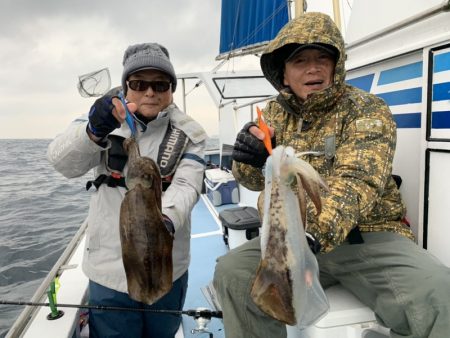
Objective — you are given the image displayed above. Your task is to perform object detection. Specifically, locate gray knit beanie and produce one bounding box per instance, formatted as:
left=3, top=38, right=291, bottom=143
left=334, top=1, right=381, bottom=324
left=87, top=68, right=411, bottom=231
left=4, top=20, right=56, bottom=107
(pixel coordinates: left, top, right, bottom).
left=121, top=43, right=177, bottom=94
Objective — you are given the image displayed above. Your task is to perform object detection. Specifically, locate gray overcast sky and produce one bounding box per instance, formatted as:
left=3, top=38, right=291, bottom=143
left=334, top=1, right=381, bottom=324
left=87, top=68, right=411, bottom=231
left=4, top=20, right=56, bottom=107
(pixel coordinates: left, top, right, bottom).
left=0, top=1, right=346, bottom=139
left=0, top=0, right=226, bottom=139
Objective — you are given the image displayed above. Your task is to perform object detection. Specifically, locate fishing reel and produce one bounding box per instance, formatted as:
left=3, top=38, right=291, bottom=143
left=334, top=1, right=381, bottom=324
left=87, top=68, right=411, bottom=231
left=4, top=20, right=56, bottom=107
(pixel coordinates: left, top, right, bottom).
left=187, top=307, right=222, bottom=337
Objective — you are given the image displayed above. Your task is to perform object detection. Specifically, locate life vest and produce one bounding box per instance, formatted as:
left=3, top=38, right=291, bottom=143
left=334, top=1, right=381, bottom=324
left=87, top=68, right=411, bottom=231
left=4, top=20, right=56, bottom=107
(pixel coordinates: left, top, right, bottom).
left=86, top=123, right=189, bottom=191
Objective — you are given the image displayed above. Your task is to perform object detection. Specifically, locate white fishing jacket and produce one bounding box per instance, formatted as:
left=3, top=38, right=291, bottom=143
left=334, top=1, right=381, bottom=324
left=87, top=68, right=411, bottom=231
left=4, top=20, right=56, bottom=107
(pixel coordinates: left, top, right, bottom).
left=47, top=103, right=206, bottom=293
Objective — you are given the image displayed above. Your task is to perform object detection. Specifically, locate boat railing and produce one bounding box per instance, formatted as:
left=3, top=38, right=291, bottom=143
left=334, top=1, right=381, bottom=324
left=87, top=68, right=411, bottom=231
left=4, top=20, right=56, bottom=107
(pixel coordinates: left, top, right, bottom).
left=232, top=95, right=276, bottom=122
left=218, top=99, right=237, bottom=109
left=6, top=219, right=88, bottom=338
left=232, top=95, right=276, bottom=111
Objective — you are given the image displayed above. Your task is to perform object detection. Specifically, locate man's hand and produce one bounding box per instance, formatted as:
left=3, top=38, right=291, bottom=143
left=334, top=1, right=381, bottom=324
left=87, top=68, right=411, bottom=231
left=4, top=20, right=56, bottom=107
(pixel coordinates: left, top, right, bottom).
left=306, top=232, right=321, bottom=254
left=87, top=94, right=137, bottom=140
left=232, top=122, right=275, bottom=168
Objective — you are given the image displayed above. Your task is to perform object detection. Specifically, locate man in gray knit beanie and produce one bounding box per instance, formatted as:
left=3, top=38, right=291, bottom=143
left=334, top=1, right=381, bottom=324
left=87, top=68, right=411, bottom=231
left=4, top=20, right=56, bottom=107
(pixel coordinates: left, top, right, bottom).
left=121, top=43, right=177, bottom=94
left=48, top=41, right=207, bottom=338
left=85, top=42, right=180, bottom=142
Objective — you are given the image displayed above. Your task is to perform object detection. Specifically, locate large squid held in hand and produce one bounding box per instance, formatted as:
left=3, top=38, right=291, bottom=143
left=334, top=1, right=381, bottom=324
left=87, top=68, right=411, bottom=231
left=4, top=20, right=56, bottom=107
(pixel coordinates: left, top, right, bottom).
left=119, top=138, right=173, bottom=304
left=251, top=145, right=329, bottom=327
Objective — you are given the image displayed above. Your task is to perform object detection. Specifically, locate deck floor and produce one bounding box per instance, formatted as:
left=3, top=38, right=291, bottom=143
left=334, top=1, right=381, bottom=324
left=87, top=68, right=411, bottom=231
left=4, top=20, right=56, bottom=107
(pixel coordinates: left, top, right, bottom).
left=181, top=195, right=236, bottom=338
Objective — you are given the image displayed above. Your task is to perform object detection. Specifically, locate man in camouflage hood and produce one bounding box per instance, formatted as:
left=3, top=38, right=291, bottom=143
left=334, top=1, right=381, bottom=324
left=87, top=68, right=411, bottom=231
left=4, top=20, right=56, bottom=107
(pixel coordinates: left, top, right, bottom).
left=214, top=12, right=450, bottom=338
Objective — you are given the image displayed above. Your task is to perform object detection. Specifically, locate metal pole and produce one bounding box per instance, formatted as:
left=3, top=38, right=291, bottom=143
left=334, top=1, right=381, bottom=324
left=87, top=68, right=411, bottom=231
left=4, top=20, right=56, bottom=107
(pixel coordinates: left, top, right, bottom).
left=182, top=78, right=187, bottom=112
left=332, top=0, right=342, bottom=31
left=295, top=0, right=304, bottom=18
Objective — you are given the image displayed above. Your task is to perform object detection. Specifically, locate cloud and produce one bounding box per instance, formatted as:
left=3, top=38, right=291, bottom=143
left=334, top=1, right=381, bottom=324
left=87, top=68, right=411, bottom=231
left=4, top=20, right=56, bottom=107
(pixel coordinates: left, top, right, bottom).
left=0, top=0, right=223, bottom=138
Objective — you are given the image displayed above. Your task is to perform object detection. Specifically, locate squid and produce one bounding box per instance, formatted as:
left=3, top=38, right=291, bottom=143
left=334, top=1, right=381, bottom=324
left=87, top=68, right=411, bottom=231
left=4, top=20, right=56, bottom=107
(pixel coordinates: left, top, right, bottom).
left=119, top=138, right=173, bottom=304
left=251, top=145, right=329, bottom=327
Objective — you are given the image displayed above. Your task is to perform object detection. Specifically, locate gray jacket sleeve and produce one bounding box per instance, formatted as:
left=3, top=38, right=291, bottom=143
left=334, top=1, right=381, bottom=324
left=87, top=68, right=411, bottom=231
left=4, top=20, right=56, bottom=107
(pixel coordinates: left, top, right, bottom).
left=46, top=115, right=107, bottom=178
left=161, top=105, right=207, bottom=232
left=162, top=138, right=205, bottom=232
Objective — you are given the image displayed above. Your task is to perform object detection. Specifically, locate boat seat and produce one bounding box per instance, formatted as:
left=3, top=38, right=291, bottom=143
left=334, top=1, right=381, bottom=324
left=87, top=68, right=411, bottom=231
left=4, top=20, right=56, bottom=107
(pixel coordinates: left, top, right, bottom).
left=287, top=284, right=390, bottom=338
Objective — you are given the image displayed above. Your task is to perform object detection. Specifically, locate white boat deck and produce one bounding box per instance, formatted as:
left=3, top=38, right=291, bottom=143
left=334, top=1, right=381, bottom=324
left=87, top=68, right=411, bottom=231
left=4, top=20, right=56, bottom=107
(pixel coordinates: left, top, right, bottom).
left=22, top=236, right=89, bottom=338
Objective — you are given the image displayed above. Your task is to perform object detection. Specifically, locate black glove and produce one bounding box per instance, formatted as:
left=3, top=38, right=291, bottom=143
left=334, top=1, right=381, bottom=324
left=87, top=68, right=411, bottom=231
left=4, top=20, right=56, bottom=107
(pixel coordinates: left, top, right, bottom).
left=306, top=232, right=321, bottom=254
left=232, top=122, right=275, bottom=168
left=163, top=215, right=175, bottom=236
left=87, top=95, right=121, bottom=138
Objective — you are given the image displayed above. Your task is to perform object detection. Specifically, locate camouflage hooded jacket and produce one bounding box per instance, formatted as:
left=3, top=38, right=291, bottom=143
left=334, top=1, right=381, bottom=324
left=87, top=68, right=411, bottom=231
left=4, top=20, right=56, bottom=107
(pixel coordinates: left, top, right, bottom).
left=232, top=12, right=414, bottom=253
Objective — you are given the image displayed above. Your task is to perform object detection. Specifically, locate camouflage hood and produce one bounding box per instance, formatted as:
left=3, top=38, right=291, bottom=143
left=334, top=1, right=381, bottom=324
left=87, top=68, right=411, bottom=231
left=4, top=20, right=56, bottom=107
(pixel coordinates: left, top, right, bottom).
left=260, top=12, right=346, bottom=113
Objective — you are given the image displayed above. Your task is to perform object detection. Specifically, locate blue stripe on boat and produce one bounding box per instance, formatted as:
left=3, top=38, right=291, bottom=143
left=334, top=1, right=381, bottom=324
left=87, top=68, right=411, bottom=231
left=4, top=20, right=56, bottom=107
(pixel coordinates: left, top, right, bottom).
left=434, top=52, right=450, bottom=73
left=393, top=113, right=421, bottom=129
left=432, top=82, right=450, bottom=102
left=346, top=74, right=374, bottom=92
left=377, top=87, right=422, bottom=106
left=432, top=111, right=450, bottom=129
left=378, top=62, right=423, bottom=85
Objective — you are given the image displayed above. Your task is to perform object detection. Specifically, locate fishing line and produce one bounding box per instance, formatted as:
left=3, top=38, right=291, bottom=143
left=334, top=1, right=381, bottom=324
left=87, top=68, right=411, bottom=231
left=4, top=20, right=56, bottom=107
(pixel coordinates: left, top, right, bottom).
left=0, top=300, right=222, bottom=318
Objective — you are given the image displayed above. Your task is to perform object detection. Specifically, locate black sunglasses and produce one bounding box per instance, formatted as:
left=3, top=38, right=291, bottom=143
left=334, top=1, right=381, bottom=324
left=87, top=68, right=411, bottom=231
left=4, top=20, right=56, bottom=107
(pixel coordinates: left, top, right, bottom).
left=127, top=80, right=171, bottom=93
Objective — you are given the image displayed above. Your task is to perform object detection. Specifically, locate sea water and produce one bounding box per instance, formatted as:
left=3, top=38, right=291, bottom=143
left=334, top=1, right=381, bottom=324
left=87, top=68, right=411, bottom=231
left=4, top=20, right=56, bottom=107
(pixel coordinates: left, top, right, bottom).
left=0, top=139, right=90, bottom=337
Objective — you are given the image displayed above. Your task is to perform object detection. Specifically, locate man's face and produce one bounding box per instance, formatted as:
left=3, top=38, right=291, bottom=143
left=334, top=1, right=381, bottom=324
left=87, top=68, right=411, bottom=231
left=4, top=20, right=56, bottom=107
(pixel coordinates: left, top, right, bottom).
left=283, top=48, right=335, bottom=101
left=126, top=69, right=173, bottom=119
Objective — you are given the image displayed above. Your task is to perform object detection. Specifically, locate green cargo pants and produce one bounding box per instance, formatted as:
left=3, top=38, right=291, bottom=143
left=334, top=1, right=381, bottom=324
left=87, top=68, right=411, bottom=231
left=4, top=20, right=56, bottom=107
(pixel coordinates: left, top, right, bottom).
left=213, top=232, right=450, bottom=338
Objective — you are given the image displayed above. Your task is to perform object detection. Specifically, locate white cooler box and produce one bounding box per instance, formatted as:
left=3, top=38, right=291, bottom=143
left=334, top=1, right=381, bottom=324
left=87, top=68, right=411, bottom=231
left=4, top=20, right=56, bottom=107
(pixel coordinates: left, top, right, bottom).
left=287, top=285, right=389, bottom=338
left=219, top=206, right=261, bottom=249
left=204, top=168, right=239, bottom=206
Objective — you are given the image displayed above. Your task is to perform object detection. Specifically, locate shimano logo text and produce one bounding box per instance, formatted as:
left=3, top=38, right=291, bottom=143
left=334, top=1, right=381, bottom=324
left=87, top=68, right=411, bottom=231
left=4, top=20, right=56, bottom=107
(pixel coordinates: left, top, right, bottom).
left=160, top=128, right=180, bottom=168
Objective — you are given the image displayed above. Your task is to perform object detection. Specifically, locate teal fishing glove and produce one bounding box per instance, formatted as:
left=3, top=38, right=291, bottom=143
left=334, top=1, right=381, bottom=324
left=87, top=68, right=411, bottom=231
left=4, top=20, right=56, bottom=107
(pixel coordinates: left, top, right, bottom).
left=232, top=122, right=275, bottom=168
left=87, top=94, right=121, bottom=139
left=306, top=232, right=321, bottom=254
